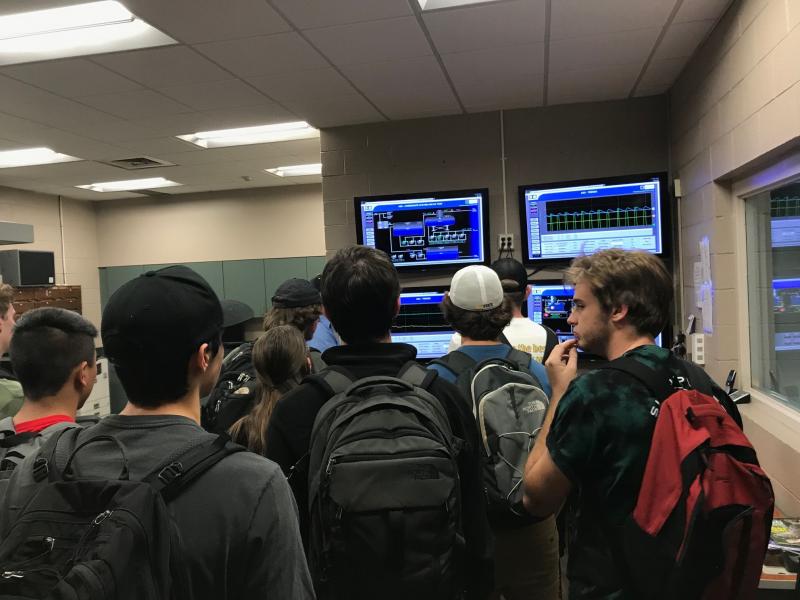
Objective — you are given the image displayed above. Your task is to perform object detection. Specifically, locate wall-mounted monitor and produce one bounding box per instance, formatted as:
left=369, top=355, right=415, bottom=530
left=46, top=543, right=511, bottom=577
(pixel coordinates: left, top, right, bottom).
left=391, top=287, right=452, bottom=360
left=355, top=188, right=489, bottom=272
left=774, top=278, right=800, bottom=352
left=519, top=173, right=667, bottom=263
left=527, top=281, right=662, bottom=348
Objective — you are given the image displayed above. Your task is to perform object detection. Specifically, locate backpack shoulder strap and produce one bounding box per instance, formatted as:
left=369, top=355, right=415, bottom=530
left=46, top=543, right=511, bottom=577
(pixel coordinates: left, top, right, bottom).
left=308, top=349, right=327, bottom=374
left=429, top=350, right=477, bottom=378
left=505, top=347, right=533, bottom=372
left=303, top=366, right=355, bottom=398
left=600, top=356, right=674, bottom=401
left=0, top=431, right=38, bottom=449
left=397, top=361, right=438, bottom=391
left=498, top=331, right=512, bottom=346
left=542, top=326, right=558, bottom=363
left=143, top=434, right=246, bottom=502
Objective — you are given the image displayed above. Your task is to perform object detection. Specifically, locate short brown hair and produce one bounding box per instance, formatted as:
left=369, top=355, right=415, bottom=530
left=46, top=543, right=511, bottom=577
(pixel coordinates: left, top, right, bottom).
left=263, top=304, right=321, bottom=340
left=565, top=249, right=672, bottom=337
left=441, top=295, right=513, bottom=341
left=0, top=284, right=14, bottom=317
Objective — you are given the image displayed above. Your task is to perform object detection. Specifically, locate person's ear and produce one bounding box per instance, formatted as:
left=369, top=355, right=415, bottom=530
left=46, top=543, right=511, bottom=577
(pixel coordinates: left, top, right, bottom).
left=524, top=284, right=532, bottom=301
left=195, top=343, right=212, bottom=372
left=610, top=304, right=629, bottom=325
left=393, top=296, right=401, bottom=317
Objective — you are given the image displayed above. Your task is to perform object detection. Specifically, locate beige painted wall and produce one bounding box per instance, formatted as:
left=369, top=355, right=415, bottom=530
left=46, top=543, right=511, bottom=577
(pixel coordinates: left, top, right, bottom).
left=0, top=185, right=102, bottom=335
left=95, top=183, right=324, bottom=266
left=670, top=0, right=800, bottom=512
left=320, top=96, right=668, bottom=287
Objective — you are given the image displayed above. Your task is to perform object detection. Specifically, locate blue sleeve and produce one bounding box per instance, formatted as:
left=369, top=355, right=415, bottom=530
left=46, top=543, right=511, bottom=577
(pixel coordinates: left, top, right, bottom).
left=529, top=359, right=551, bottom=397
left=427, top=363, right=458, bottom=384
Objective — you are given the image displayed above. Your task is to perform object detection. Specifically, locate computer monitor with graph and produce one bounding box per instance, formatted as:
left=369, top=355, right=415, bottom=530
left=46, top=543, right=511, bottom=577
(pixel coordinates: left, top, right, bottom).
left=774, top=278, right=800, bottom=351
left=519, top=173, right=667, bottom=263
left=391, top=287, right=453, bottom=359
left=527, top=281, right=662, bottom=348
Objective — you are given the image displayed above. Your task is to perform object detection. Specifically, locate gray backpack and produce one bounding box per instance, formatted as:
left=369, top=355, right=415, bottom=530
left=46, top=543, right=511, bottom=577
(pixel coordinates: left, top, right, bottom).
left=0, top=417, right=77, bottom=476
left=307, top=362, right=465, bottom=600
left=432, top=348, right=549, bottom=524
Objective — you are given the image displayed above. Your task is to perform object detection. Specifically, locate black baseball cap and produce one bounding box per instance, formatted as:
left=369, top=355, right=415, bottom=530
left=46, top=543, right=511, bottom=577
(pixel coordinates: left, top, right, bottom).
left=101, top=266, right=223, bottom=367
left=221, top=299, right=254, bottom=328
left=272, top=278, right=322, bottom=308
left=491, top=258, right=529, bottom=293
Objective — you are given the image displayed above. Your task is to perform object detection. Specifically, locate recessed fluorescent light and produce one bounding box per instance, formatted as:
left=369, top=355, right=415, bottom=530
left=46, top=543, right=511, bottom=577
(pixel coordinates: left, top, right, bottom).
left=0, top=147, right=80, bottom=169
left=266, top=163, right=322, bottom=177
left=417, top=0, right=506, bottom=10
left=0, top=1, right=175, bottom=66
left=177, top=122, right=319, bottom=149
left=76, top=177, right=181, bottom=193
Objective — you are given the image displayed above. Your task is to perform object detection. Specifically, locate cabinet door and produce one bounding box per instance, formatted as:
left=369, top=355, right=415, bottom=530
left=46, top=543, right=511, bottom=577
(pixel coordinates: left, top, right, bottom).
left=102, top=266, right=145, bottom=308
left=223, top=259, right=266, bottom=316
left=306, top=256, right=326, bottom=279
left=142, top=262, right=225, bottom=301
left=264, top=257, right=308, bottom=310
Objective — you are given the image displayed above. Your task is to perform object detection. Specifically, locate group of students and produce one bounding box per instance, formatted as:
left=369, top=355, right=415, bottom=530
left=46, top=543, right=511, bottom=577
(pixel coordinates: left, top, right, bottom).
left=0, top=244, right=774, bottom=600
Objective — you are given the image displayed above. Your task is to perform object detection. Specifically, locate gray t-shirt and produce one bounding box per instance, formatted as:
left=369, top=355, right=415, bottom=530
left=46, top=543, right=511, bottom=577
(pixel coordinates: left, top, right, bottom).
left=1, top=414, right=314, bottom=600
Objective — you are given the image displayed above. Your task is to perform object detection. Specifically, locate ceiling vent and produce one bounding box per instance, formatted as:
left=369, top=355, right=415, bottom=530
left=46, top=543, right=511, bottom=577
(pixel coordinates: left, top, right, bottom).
left=102, top=156, right=176, bottom=170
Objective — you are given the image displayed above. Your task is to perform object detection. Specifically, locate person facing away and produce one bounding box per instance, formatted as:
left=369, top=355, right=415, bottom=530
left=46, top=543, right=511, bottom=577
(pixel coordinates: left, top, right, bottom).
left=522, top=249, right=742, bottom=600
left=1, top=266, right=314, bottom=600
left=265, top=244, right=494, bottom=599
left=263, top=277, right=322, bottom=342
left=0, top=308, right=97, bottom=485
left=0, top=284, right=23, bottom=420
left=228, top=325, right=310, bottom=454
left=428, top=265, right=559, bottom=600
left=448, top=258, right=558, bottom=363
left=307, top=274, right=340, bottom=354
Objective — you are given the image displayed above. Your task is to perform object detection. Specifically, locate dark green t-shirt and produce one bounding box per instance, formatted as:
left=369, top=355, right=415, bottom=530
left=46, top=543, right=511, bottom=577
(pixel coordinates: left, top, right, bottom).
left=546, top=345, right=737, bottom=600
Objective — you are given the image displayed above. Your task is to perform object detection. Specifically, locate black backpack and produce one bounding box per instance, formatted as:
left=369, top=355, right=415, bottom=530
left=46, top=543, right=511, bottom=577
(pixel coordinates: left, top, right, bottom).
left=431, top=348, right=548, bottom=526
left=202, top=342, right=257, bottom=432
left=307, top=362, right=465, bottom=600
left=0, top=428, right=244, bottom=599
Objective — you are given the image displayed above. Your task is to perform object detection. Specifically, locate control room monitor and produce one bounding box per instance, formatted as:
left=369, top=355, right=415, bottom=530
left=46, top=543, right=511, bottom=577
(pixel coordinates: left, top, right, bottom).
left=391, top=287, right=452, bottom=360
left=355, top=189, right=490, bottom=272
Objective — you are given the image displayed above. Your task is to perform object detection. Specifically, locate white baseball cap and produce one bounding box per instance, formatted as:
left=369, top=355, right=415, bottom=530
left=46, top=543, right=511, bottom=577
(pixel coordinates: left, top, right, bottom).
left=449, top=265, right=504, bottom=311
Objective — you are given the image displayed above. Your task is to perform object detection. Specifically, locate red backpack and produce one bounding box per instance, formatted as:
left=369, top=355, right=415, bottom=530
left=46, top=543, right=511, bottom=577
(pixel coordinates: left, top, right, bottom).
left=605, top=357, right=774, bottom=600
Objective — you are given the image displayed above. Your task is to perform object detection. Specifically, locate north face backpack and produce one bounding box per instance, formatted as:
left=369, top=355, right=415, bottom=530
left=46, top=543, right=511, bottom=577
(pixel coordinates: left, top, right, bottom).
left=202, top=341, right=257, bottom=432
left=431, top=348, right=548, bottom=524
left=307, top=362, right=465, bottom=600
left=0, top=428, right=244, bottom=599
left=603, top=357, right=774, bottom=600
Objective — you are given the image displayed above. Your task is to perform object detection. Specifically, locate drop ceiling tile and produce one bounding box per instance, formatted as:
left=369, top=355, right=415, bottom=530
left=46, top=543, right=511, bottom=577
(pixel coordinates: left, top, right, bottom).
left=158, top=79, right=269, bottom=111
left=271, top=0, right=412, bottom=29
left=2, top=128, right=129, bottom=161
left=194, top=32, right=328, bottom=78
left=652, top=20, right=715, bottom=61
left=305, top=17, right=432, bottom=67
left=551, top=0, right=674, bottom=39
left=78, top=90, right=192, bottom=120
left=114, top=137, right=200, bottom=156
left=549, top=28, right=659, bottom=71
left=197, top=103, right=300, bottom=129
left=282, top=93, right=385, bottom=128
left=443, top=44, right=544, bottom=110
left=94, top=46, right=232, bottom=88
left=0, top=59, right=143, bottom=98
left=341, top=56, right=460, bottom=119
left=0, top=138, right=20, bottom=151
left=424, top=0, right=546, bottom=54
left=247, top=68, right=358, bottom=103
left=638, top=58, right=687, bottom=88
left=122, top=0, right=290, bottom=43
left=548, top=63, right=641, bottom=105
left=634, top=85, right=671, bottom=97
left=674, top=0, right=733, bottom=23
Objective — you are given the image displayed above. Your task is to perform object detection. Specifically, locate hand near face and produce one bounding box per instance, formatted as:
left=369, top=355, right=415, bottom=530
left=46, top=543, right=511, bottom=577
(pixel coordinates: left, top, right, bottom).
left=544, top=338, right=579, bottom=397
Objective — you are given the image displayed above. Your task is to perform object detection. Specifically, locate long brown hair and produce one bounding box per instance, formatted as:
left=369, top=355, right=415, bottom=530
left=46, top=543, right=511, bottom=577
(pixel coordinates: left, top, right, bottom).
left=228, top=325, right=309, bottom=453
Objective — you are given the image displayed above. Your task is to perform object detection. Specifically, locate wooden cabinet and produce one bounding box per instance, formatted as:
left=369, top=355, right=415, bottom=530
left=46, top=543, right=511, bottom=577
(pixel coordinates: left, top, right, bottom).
left=13, top=285, right=82, bottom=315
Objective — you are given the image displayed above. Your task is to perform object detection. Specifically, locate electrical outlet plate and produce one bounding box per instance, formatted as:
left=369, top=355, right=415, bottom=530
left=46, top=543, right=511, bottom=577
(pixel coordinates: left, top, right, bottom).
left=690, top=333, right=705, bottom=365
left=498, top=233, right=514, bottom=251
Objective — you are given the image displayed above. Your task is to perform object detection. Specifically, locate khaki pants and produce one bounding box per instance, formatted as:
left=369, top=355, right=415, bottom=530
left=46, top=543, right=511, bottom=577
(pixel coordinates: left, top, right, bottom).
left=490, top=516, right=561, bottom=600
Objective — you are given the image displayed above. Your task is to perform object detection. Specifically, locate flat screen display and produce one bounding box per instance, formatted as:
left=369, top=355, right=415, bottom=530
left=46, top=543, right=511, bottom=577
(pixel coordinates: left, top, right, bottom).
left=774, top=278, right=800, bottom=351
left=527, top=282, right=662, bottom=348
left=391, top=287, right=452, bottom=359
left=519, top=174, right=666, bottom=263
left=355, top=189, right=489, bottom=271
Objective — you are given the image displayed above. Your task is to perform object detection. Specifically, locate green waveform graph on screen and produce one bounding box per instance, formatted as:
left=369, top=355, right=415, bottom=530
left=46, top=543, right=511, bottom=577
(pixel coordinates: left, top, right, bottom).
left=546, top=205, right=655, bottom=232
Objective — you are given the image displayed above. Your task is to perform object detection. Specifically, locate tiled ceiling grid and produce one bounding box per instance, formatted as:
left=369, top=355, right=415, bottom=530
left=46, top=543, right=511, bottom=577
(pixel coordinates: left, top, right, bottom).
left=0, top=0, right=732, bottom=200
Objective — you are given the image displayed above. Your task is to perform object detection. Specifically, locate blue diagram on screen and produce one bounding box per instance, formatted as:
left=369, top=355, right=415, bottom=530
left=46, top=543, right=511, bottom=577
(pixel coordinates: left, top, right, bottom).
left=523, top=178, right=663, bottom=261
left=391, top=289, right=453, bottom=359
left=359, top=195, right=484, bottom=268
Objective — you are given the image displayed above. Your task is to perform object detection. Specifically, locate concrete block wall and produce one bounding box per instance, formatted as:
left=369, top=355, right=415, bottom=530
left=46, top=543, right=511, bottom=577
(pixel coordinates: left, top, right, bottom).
left=0, top=186, right=102, bottom=336
left=670, top=0, right=800, bottom=513
left=320, top=96, right=668, bottom=287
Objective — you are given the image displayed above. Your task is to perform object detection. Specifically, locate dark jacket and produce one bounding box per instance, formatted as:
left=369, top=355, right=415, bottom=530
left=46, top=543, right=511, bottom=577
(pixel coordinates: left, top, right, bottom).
left=265, top=342, right=494, bottom=599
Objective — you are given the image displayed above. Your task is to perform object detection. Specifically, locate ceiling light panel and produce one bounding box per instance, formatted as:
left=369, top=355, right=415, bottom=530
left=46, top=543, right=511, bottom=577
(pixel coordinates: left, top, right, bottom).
left=418, top=0, right=508, bottom=11
left=177, top=121, right=319, bottom=148
left=266, top=163, right=322, bottom=177
left=77, top=177, right=181, bottom=192
left=0, top=1, right=176, bottom=66
left=0, top=147, right=80, bottom=169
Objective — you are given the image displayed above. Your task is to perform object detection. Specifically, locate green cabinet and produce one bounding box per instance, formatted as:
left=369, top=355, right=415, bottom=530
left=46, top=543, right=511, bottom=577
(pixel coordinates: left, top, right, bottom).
left=264, top=257, right=308, bottom=309
left=223, top=259, right=266, bottom=316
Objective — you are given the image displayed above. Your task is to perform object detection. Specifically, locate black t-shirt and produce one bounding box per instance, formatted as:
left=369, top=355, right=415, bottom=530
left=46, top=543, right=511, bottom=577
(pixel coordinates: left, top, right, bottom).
left=265, top=342, right=493, bottom=599
left=547, top=345, right=741, bottom=600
